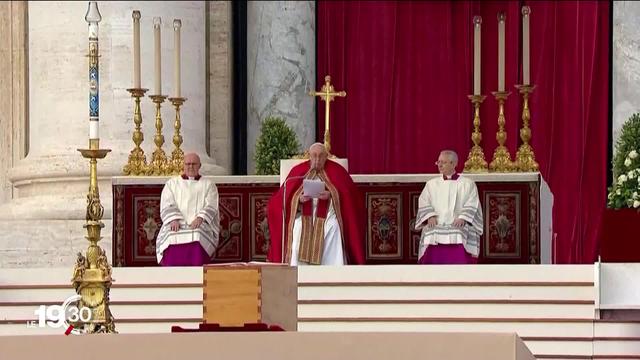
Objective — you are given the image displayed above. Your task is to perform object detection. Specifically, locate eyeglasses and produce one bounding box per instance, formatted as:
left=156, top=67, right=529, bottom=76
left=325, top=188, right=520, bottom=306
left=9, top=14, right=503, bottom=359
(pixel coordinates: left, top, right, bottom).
left=184, top=163, right=200, bottom=166
left=435, top=161, right=452, bottom=165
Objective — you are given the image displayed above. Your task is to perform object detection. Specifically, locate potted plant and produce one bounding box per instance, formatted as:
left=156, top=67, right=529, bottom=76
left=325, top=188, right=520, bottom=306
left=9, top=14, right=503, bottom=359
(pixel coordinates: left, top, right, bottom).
left=602, top=112, right=640, bottom=261
left=254, top=116, right=300, bottom=175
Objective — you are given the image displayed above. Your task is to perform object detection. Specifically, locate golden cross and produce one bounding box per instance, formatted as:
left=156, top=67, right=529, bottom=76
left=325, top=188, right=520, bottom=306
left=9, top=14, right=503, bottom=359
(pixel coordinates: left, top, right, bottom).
left=309, top=75, right=346, bottom=154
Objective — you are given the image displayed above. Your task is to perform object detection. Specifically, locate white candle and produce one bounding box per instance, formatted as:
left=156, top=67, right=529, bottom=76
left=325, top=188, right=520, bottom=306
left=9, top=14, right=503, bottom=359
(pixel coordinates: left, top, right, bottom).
left=173, top=19, right=182, bottom=98
left=88, top=23, right=98, bottom=39
left=498, top=12, right=505, bottom=92
left=89, top=120, right=99, bottom=140
left=153, top=17, right=162, bottom=95
left=473, top=16, right=482, bottom=95
left=522, top=6, right=531, bottom=85
left=133, top=11, right=141, bottom=88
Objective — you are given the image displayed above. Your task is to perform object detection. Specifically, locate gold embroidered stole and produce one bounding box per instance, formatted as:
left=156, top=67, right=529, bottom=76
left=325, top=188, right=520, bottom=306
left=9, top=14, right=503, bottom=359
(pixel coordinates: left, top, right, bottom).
left=297, top=196, right=330, bottom=264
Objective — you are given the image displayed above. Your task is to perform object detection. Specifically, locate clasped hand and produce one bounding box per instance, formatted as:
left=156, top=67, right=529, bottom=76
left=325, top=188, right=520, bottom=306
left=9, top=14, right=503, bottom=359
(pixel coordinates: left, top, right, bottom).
left=426, top=217, right=466, bottom=229
left=300, top=190, right=331, bottom=203
left=170, top=217, right=204, bottom=231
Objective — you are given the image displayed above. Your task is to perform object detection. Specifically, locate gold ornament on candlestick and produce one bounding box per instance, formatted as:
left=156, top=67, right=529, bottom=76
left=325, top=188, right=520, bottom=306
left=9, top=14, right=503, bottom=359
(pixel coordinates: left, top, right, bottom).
left=514, top=84, right=539, bottom=172
left=309, top=75, right=346, bottom=154
left=464, top=95, right=489, bottom=172
left=168, top=97, right=186, bottom=174
left=75, top=144, right=116, bottom=334
left=148, top=95, right=170, bottom=175
left=489, top=91, right=515, bottom=172
left=123, top=88, right=148, bottom=175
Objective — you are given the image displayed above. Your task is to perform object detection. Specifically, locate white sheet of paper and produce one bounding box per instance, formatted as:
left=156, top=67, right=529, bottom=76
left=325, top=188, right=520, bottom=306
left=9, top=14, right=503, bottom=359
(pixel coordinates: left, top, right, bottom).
left=303, top=179, right=325, bottom=198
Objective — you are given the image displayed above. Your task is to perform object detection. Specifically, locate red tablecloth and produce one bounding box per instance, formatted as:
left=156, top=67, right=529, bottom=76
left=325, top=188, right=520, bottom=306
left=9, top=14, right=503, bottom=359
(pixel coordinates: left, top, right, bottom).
left=171, top=323, right=285, bottom=333
left=600, top=208, right=640, bottom=262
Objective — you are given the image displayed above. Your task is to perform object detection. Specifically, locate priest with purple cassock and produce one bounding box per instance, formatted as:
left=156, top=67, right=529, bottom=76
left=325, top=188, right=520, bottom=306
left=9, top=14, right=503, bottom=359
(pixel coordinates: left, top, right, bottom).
left=414, top=150, right=483, bottom=264
left=156, top=153, right=220, bottom=266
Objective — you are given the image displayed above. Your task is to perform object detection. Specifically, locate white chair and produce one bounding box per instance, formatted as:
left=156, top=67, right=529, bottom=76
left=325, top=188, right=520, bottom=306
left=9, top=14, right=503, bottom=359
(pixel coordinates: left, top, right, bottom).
left=279, top=158, right=349, bottom=185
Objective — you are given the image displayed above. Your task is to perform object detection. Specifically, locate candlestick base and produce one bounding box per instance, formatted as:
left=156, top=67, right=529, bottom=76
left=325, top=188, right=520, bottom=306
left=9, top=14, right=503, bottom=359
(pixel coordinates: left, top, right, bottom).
left=489, top=91, right=515, bottom=172
left=514, top=84, right=539, bottom=172
left=148, top=95, right=170, bottom=176
left=464, top=94, right=488, bottom=173
left=123, top=88, right=149, bottom=175
left=168, top=97, right=187, bottom=175
left=75, top=142, right=116, bottom=334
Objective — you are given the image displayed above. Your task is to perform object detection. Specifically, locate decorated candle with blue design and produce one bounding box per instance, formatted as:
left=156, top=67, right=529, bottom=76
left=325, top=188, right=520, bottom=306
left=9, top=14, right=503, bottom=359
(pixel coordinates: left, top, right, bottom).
left=85, top=1, right=101, bottom=141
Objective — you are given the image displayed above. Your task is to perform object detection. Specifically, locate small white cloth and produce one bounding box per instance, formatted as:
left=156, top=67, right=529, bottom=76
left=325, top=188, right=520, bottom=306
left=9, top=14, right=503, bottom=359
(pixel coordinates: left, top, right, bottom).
left=414, top=174, right=483, bottom=259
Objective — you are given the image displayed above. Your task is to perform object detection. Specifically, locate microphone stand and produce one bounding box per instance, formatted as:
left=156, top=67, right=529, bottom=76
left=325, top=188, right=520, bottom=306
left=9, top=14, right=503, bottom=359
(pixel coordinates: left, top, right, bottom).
left=281, top=173, right=309, bottom=263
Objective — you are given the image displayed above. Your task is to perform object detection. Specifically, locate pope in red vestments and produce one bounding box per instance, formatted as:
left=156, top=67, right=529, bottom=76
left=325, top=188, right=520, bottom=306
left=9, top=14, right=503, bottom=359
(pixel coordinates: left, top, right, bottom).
left=267, top=143, right=365, bottom=265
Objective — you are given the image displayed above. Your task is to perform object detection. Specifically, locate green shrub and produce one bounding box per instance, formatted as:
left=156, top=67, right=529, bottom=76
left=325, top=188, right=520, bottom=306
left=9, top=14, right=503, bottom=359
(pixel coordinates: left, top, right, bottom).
left=254, top=116, right=300, bottom=175
left=608, top=113, right=640, bottom=209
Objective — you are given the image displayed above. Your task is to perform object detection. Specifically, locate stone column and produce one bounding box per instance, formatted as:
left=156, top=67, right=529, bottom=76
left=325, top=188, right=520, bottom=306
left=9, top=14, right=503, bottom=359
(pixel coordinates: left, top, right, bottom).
left=613, top=1, right=640, bottom=152
left=247, top=1, right=316, bottom=174
left=0, top=1, right=28, bottom=206
left=208, top=1, right=233, bottom=174
left=0, top=1, right=225, bottom=267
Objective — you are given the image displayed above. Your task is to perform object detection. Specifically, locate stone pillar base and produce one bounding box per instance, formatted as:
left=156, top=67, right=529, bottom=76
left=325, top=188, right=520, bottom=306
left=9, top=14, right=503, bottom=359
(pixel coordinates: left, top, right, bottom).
left=0, top=219, right=112, bottom=268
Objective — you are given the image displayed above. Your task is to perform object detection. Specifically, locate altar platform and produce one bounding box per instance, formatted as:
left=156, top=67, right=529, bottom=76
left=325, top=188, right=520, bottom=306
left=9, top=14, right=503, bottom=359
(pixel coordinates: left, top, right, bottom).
left=0, top=331, right=534, bottom=360
left=1, top=264, right=639, bottom=359
left=112, top=172, right=552, bottom=266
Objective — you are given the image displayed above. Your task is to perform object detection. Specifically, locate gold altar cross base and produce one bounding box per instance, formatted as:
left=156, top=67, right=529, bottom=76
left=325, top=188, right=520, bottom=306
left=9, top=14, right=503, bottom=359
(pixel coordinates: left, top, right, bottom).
left=309, top=75, right=346, bottom=154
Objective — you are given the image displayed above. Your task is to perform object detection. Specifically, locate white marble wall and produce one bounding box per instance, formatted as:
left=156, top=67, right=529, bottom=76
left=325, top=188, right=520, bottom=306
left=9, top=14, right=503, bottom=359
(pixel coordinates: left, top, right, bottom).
left=15, top=1, right=222, bottom=180
left=0, top=1, right=230, bottom=267
left=247, top=1, right=315, bottom=174
left=613, top=1, right=640, bottom=154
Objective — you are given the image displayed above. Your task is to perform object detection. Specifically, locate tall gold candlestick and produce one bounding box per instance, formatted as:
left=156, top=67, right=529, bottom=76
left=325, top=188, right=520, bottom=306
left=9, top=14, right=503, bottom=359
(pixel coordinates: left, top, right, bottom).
left=74, top=1, right=116, bottom=334
left=464, top=94, right=488, bottom=173
left=148, top=95, right=170, bottom=175
left=514, top=84, right=539, bottom=172
left=489, top=91, right=515, bottom=172
left=168, top=96, right=186, bottom=175
left=123, top=88, right=148, bottom=175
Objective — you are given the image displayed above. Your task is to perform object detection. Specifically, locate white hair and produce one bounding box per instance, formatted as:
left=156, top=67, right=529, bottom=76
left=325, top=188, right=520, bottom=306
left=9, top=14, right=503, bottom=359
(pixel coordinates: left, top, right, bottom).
left=440, top=150, right=458, bottom=164
left=309, top=142, right=327, bottom=154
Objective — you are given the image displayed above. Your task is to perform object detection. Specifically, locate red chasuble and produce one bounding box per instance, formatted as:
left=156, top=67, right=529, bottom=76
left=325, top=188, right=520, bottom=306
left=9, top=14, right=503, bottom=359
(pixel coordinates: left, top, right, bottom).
left=267, top=159, right=365, bottom=264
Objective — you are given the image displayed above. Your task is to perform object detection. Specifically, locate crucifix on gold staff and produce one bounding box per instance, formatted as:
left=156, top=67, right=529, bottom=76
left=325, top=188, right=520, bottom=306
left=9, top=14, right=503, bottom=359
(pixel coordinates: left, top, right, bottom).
left=309, top=75, right=346, bottom=154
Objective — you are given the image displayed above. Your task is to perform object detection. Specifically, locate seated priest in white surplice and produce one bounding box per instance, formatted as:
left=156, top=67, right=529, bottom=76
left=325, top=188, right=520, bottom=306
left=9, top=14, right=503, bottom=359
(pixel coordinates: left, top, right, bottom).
left=156, top=152, right=220, bottom=266
left=414, top=150, right=483, bottom=264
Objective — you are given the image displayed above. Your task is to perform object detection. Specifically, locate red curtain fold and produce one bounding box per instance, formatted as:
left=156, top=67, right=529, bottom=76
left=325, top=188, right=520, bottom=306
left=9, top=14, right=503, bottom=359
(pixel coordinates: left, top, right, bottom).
left=316, top=0, right=609, bottom=263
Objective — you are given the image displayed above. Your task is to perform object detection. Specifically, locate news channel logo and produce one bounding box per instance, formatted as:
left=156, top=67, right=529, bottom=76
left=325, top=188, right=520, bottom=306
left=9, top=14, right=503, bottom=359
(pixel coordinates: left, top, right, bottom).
left=27, top=294, right=92, bottom=335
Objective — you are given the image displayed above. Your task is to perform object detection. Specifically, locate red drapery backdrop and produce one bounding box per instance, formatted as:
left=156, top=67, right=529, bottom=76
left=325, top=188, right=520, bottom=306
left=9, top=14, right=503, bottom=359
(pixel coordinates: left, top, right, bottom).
left=316, top=0, right=610, bottom=264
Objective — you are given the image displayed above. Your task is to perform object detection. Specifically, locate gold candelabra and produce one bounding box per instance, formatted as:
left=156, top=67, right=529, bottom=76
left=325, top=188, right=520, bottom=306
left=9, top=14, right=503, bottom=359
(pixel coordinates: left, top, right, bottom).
left=489, top=91, right=515, bottom=172
left=74, top=140, right=116, bottom=333
left=514, top=84, right=539, bottom=172
left=168, top=97, right=186, bottom=175
left=123, top=88, right=148, bottom=175
left=464, top=94, right=488, bottom=173
left=148, top=95, right=170, bottom=175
